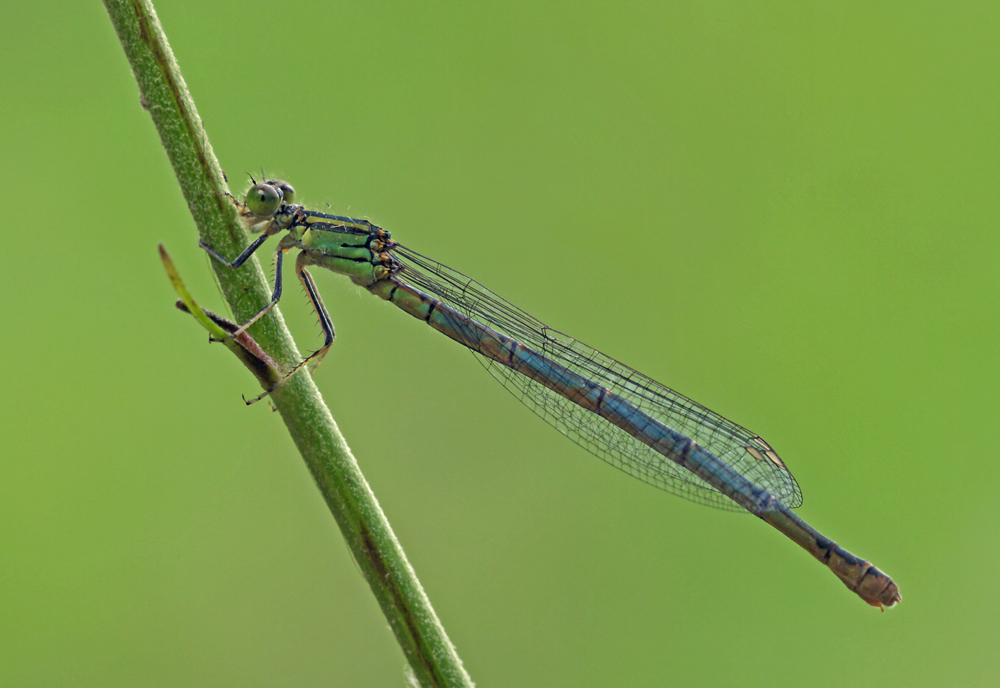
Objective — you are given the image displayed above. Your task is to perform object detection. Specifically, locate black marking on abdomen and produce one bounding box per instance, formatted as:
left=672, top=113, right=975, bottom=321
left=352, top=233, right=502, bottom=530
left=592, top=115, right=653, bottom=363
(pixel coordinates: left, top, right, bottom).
left=508, top=341, right=520, bottom=365
left=676, top=436, right=695, bottom=467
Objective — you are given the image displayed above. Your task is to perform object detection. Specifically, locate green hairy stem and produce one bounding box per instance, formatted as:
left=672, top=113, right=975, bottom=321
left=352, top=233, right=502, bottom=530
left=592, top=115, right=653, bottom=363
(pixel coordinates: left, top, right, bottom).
left=102, top=1, right=473, bottom=685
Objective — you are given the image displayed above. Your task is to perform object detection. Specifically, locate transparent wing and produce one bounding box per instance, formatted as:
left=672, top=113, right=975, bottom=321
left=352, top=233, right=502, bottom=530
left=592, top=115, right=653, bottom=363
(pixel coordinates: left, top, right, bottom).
left=394, top=245, right=802, bottom=511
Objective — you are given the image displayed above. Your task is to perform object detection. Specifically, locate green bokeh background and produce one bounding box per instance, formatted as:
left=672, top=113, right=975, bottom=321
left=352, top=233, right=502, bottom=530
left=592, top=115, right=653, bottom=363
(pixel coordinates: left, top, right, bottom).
left=2, top=1, right=997, bottom=685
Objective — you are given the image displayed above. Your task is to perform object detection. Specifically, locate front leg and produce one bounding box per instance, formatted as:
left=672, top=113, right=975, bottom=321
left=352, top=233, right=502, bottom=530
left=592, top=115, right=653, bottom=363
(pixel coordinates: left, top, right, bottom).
left=200, top=232, right=271, bottom=269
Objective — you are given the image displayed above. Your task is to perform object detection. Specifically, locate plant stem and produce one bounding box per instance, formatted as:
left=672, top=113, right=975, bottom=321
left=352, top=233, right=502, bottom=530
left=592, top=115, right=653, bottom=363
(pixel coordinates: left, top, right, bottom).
left=103, top=2, right=474, bottom=685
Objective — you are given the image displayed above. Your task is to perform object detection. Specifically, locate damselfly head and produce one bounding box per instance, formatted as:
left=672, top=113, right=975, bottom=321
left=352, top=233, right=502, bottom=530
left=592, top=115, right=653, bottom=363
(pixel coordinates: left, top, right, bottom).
left=245, top=181, right=288, bottom=218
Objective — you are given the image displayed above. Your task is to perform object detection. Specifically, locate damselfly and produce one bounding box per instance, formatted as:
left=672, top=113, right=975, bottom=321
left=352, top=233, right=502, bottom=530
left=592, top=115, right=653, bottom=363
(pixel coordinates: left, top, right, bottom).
left=200, top=179, right=901, bottom=608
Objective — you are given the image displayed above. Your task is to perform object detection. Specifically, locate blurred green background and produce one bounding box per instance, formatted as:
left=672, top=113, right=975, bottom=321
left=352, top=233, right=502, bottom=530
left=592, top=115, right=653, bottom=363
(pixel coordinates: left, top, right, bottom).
left=2, top=1, right=997, bottom=685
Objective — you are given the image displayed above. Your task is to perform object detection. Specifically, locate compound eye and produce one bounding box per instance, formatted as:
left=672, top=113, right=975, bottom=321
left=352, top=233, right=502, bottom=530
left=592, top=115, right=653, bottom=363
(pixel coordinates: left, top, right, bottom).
left=245, top=182, right=282, bottom=217
left=266, top=179, right=296, bottom=205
